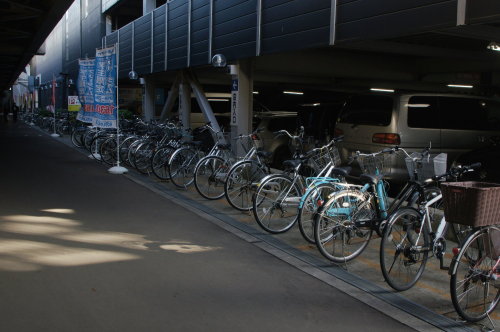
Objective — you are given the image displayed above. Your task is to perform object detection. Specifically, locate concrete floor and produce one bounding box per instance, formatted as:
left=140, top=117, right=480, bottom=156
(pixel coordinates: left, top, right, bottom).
left=0, top=120, right=420, bottom=331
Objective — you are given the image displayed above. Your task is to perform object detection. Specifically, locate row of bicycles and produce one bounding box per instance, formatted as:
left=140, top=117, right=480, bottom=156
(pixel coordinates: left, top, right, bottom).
left=33, top=113, right=499, bottom=326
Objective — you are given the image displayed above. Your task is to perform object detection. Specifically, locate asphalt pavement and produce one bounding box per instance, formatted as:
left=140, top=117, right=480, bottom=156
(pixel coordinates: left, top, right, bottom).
left=0, top=120, right=423, bottom=331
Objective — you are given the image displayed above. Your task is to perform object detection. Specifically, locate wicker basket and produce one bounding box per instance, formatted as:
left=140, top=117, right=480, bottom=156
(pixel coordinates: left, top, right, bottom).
left=441, top=182, right=500, bottom=226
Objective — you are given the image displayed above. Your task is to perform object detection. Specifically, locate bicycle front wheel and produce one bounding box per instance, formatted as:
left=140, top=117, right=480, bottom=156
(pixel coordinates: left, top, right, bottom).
left=224, top=160, right=267, bottom=211
left=151, top=146, right=175, bottom=180
left=194, top=155, right=230, bottom=200
left=168, top=147, right=200, bottom=188
left=450, top=226, right=500, bottom=322
left=298, top=182, right=339, bottom=244
left=314, top=190, right=374, bottom=263
left=134, top=142, right=155, bottom=174
left=252, top=174, right=301, bottom=234
left=380, top=207, right=430, bottom=291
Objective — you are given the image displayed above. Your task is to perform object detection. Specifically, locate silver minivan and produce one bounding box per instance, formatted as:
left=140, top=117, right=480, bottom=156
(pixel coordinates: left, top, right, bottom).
left=334, top=93, right=500, bottom=183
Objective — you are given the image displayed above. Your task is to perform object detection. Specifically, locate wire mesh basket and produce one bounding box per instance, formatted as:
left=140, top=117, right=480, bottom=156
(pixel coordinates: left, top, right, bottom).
left=311, top=146, right=341, bottom=172
left=357, top=153, right=388, bottom=175
left=441, top=181, right=500, bottom=227
left=405, top=153, right=447, bottom=182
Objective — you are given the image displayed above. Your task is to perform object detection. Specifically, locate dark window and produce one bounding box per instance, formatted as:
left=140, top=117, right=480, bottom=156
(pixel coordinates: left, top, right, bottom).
left=338, top=95, right=393, bottom=126
left=439, top=97, right=500, bottom=131
left=267, top=117, right=298, bottom=132
left=407, top=96, right=440, bottom=129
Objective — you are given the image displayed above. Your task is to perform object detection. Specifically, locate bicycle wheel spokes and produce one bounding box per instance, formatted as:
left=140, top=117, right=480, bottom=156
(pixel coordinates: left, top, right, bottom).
left=380, top=208, right=429, bottom=291
left=314, top=191, right=373, bottom=263
left=225, top=161, right=266, bottom=211
left=194, top=156, right=228, bottom=200
left=134, top=143, right=155, bottom=174
left=450, top=227, right=500, bottom=322
left=151, top=147, right=174, bottom=180
left=169, top=148, right=198, bottom=188
left=298, top=183, right=338, bottom=244
left=253, top=175, right=300, bottom=234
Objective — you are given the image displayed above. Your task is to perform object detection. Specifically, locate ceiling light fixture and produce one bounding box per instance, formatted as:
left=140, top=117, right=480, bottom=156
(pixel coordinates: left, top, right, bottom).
left=447, top=84, right=473, bottom=88
left=370, top=88, right=394, bottom=93
left=283, top=91, right=304, bottom=95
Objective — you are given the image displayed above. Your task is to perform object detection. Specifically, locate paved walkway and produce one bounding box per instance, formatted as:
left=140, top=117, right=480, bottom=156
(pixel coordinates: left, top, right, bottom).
left=0, top=121, right=421, bottom=331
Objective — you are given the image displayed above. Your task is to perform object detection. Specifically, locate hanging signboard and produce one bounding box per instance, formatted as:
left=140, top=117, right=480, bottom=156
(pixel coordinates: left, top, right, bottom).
left=93, top=45, right=117, bottom=128
left=68, top=96, right=81, bottom=111
left=76, top=58, right=95, bottom=123
left=231, top=79, right=238, bottom=126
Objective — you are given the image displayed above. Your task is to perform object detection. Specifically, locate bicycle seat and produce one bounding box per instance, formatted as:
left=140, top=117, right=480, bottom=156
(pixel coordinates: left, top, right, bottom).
left=216, top=143, right=231, bottom=150
left=331, top=166, right=352, bottom=178
left=359, top=173, right=383, bottom=185
left=282, top=159, right=301, bottom=169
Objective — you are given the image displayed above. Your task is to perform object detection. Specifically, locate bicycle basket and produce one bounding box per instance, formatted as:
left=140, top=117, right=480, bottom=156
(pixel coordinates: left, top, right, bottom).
left=311, top=146, right=341, bottom=172
left=405, top=153, right=447, bottom=182
left=441, top=181, right=500, bottom=227
left=357, top=154, right=388, bottom=175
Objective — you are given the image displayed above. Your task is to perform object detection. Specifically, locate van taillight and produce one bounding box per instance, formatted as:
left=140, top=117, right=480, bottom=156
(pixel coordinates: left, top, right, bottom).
left=372, top=133, right=400, bottom=145
left=334, top=128, right=344, bottom=137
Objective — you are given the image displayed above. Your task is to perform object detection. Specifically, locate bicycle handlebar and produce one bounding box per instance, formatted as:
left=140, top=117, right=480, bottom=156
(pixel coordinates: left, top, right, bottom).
left=431, top=162, right=482, bottom=182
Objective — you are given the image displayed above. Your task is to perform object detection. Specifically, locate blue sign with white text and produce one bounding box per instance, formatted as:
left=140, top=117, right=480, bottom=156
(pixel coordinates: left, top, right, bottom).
left=93, top=46, right=117, bottom=128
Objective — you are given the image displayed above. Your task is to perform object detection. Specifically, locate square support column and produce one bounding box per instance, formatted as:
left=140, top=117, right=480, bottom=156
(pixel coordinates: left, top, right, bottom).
left=143, top=77, right=156, bottom=121
left=230, top=59, right=254, bottom=156
left=179, top=81, right=191, bottom=132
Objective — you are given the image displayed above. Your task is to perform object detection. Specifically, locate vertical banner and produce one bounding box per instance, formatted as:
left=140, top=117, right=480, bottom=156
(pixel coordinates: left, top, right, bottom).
left=93, top=46, right=117, bottom=128
left=77, top=58, right=96, bottom=123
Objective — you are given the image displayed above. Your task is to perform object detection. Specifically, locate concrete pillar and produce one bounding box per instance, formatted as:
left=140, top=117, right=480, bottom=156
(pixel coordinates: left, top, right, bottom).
left=178, top=81, right=191, bottom=132
left=143, top=77, right=156, bottom=121
left=159, top=74, right=181, bottom=122
left=143, top=0, right=156, bottom=15
left=230, top=59, right=254, bottom=156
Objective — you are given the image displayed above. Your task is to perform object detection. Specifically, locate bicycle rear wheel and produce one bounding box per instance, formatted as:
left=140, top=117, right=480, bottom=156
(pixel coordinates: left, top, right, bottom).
left=151, top=146, right=174, bottom=180
left=100, top=136, right=117, bottom=166
left=450, top=226, right=500, bottom=322
left=314, top=190, right=373, bottom=263
left=134, top=142, right=155, bottom=174
left=194, top=155, right=229, bottom=200
left=224, top=160, right=267, bottom=211
left=298, top=182, right=338, bottom=244
left=168, top=147, right=200, bottom=188
left=380, top=207, right=430, bottom=291
left=252, top=174, right=301, bottom=234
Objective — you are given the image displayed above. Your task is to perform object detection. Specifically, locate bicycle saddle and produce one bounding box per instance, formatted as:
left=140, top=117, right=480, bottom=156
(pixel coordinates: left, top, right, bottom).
left=282, top=159, right=301, bottom=169
left=331, top=167, right=352, bottom=178
left=359, top=173, right=384, bottom=185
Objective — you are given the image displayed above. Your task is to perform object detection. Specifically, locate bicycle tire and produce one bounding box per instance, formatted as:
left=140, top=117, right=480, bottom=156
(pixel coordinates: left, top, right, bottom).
left=224, top=160, right=267, bottom=211
left=71, top=127, right=86, bottom=148
left=100, top=136, right=117, bottom=166
left=168, top=147, right=200, bottom=188
left=450, top=226, right=500, bottom=322
left=314, top=189, right=374, bottom=263
left=380, top=207, right=430, bottom=291
left=252, top=174, right=301, bottom=234
left=151, top=146, right=175, bottom=180
left=298, top=182, right=339, bottom=244
left=119, top=136, right=137, bottom=166
left=194, top=155, right=229, bottom=200
left=134, top=141, right=155, bottom=174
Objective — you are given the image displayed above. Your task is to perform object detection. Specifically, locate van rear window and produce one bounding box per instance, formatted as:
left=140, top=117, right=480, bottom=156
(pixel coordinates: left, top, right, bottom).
left=338, top=95, right=393, bottom=126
